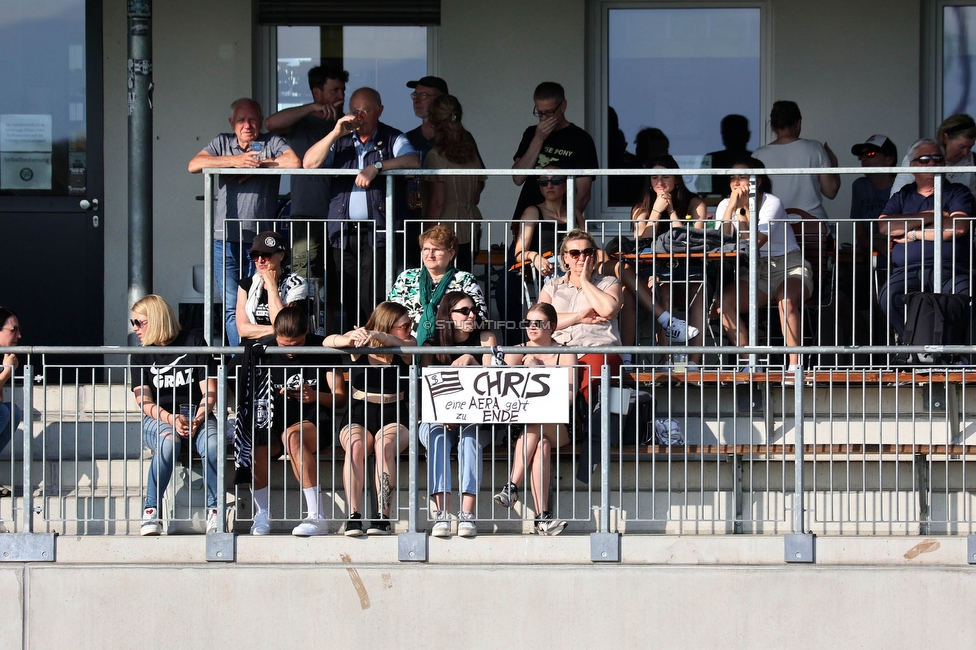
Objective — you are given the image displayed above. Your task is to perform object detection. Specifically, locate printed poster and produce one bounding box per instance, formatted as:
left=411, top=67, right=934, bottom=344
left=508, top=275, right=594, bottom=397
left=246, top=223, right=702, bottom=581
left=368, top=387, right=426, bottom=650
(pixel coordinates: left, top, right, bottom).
left=421, top=367, right=570, bottom=424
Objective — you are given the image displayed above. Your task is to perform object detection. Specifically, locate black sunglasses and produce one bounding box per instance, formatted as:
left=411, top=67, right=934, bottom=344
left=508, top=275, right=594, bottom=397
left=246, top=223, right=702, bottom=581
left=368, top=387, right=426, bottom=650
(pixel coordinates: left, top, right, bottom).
left=130, top=318, right=147, bottom=328
left=521, top=319, right=553, bottom=330
left=537, top=177, right=566, bottom=187
left=451, top=306, right=476, bottom=316
left=565, top=247, right=596, bottom=259
left=249, top=251, right=276, bottom=260
left=912, top=154, right=945, bottom=164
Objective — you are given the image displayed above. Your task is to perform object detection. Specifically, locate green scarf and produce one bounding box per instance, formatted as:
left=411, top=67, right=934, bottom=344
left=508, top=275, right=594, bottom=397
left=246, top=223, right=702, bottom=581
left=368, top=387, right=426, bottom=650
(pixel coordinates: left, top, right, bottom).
left=416, top=266, right=456, bottom=346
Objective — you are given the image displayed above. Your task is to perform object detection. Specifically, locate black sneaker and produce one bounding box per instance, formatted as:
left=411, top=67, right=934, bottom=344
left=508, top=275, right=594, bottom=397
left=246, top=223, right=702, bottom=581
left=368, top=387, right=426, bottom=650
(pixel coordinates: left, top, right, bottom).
left=344, top=512, right=365, bottom=537
left=535, top=512, right=567, bottom=536
left=493, top=482, right=519, bottom=508
left=366, top=516, right=392, bottom=535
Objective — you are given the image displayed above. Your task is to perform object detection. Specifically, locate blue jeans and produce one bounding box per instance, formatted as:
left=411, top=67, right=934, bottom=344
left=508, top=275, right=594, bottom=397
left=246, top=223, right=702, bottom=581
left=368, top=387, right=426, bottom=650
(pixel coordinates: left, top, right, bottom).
left=214, top=238, right=255, bottom=347
left=0, top=402, right=22, bottom=455
left=419, top=423, right=490, bottom=496
left=142, top=414, right=220, bottom=509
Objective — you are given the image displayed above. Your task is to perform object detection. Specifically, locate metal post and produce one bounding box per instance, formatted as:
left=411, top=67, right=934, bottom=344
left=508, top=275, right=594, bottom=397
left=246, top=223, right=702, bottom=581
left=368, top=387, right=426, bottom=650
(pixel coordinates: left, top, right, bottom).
left=591, top=362, right=620, bottom=562
left=21, top=364, right=33, bottom=533
left=399, top=365, right=427, bottom=561
left=207, top=362, right=234, bottom=561
left=126, top=0, right=153, bottom=318
left=203, top=173, right=214, bottom=345
left=933, top=173, right=943, bottom=291
left=567, top=175, right=576, bottom=230
left=747, top=175, right=758, bottom=367
left=785, top=363, right=815, bottom=562
left=385, top=175, right=395, bottom=295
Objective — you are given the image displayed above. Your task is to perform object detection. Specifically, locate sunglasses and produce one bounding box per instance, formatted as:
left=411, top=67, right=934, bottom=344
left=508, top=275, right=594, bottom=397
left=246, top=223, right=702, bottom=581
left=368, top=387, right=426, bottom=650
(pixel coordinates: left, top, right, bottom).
left=537, top=177, right=566, bottom=187
left=859, top=150, right=878, bottom=158
left=249, top=251, right=276, bottom=260
left=130, top=319, right=148, bottom=328
left=912, top=154, right=945, bottom=164
left=451, top=306, right=476, bottom=317
left=565, top=247, right=596, bottom=259
left=521, top=319, right=552, bottom=330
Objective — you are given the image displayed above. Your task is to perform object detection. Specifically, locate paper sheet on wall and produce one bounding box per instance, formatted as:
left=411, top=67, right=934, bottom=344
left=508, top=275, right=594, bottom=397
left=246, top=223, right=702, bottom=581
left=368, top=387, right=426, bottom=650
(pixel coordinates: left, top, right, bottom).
left=0, top=115, right=53, bottom=152
left=1, top=153, right=52, bottom=190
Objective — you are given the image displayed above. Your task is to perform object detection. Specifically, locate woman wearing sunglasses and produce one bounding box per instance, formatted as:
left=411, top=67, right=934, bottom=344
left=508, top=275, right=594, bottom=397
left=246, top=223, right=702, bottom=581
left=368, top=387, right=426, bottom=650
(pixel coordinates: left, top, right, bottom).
left=129, top=295, right=220, bottom=535
left=539, top=229, right=623, bottom=403
left=235, top=231, right=309, bottom=344
left=420, top=291, right=497, bottom=538
left=512, top=167, right=571, bottom=282
left=878, top=139, right=975, bottom=342
left=891, top=114, right=976, bottom=197
left=494, top=302, right=576, bottom=535
left=324, top=302, right=416, bottom=536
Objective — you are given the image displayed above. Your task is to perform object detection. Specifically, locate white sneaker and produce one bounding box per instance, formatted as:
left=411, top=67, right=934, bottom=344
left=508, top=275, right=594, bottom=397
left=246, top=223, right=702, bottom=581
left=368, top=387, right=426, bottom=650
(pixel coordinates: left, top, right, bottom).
left=431, top=510, right=451, bottom=537
left=292, top=517, right=328, bottom=537
left=206, top=508, right=220, bottom=534
left=457, top=511, right=477, bottom=538
left=250, top=509, right=271, bottom=536
left=140, top=507, right=162, bottom=536
left=654, top=418, right=684, bottom=446
left=662, top=318, right=699, bottom=342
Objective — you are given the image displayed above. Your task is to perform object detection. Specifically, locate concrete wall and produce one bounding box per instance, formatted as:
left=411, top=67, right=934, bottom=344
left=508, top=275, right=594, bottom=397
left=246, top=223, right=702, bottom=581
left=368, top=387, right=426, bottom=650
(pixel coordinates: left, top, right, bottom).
left=100, top=0, right=927, bottom=344
left=5, top=536, right=976, bottom=648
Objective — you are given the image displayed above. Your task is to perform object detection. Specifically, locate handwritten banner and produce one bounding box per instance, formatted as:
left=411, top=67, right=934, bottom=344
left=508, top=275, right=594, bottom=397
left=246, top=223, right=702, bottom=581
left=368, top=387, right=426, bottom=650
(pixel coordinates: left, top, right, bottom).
left=421, top=367, right=570, bottom=424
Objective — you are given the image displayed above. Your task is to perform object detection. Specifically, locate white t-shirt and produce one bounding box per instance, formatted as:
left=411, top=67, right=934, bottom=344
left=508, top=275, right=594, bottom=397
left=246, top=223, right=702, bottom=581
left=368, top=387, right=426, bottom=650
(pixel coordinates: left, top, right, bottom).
left=716, top=193, right=800, bottom=258
left=753, top=139, right=832, bottom=219
left=890, top=150, right=976, bottom=197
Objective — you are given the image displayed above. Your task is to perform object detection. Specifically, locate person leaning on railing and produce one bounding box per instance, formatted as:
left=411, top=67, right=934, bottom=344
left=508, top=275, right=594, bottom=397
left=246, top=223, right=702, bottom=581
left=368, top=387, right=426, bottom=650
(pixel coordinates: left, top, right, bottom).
left=323, top=302, right=415, bottom=537
left=388, top=224, right=487, bottom=346
left=0, top=306, right=22, bottom=515
left=420, top=291, right=497, bottom=538
left=877, top=138, right=976, bottom=342
left=539, top=229, right=623, bottom=403
left=716, top=158, right=813, bottom=375
left=494, top=302, right=576, bottom=536
left=129, top=295, right=219, bottom=536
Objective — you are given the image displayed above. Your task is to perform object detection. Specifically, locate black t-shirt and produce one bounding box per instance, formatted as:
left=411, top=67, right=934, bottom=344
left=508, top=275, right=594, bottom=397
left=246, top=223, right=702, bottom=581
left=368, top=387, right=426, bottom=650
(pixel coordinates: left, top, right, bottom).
left=260, top=333, right=334, bottom=406
left=130, top=330, right=217, bottom=412
left=511, top=123, right=599, bottom=221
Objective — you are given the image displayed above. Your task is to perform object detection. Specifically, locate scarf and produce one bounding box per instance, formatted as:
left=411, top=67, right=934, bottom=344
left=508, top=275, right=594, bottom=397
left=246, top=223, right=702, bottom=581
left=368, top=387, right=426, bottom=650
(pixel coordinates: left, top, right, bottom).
left=244, top=271, right=308, bottom=324
left=415, top=266, right=456, bottom=346
left=232, top=342, right=271, bottom=484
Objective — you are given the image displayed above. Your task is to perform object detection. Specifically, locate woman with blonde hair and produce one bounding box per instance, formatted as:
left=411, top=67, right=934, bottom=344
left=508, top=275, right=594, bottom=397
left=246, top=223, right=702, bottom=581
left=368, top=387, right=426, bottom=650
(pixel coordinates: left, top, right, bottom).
left=129, top=294, right=219, bottom=535
left=423, top=94, right=486, bottom=272
left=324, top=301, right=416, bottom=536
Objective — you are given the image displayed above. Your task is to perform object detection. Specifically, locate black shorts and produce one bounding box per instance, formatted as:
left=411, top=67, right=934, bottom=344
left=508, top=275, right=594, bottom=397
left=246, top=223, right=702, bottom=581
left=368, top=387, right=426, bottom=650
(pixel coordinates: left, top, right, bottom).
left=251, top=396, right=316, bottom=448
left=345, top=399, right=408, bottom=436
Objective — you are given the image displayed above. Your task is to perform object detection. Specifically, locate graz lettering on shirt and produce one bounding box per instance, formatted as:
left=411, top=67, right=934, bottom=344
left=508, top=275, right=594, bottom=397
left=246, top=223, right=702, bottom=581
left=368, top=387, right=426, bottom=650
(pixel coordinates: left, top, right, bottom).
left=150, top=354, right=193, bottom=389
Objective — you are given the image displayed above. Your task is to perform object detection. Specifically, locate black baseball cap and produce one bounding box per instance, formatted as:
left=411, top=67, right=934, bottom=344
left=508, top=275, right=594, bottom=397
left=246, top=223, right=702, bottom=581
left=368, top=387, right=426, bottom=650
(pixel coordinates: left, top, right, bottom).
left=249, top=231, right=287, bottom=255
left=851, top=135, right=897, bottom=159
left=406, top=76, right=449, bottom=95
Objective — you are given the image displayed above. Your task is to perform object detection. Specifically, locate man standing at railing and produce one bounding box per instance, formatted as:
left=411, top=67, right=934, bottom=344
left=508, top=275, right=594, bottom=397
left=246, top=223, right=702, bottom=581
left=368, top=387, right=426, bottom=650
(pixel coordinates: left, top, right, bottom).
left=188, top=98, right=301, bottom=346
left=265, top=66, right=349, bottom=324
left=303, top=87, right=420, bottom=328
left=511, top=82, right=598, bottom=221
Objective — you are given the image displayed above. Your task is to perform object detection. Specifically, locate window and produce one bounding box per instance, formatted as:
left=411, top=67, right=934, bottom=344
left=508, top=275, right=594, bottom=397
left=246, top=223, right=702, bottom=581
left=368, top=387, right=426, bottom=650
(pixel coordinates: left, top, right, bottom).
left=276, top=25, right=427, bottom=131
left=601, top=5, right=763, bottom=207
left=944, top=5, right=976, bottom=116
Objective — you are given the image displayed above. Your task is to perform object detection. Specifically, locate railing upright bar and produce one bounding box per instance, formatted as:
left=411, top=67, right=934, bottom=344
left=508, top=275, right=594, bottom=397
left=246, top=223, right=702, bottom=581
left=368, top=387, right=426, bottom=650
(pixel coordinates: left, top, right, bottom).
left=933, top=173, right=943, bottom=291
left=203, top=172, right=214, bottom=345
left=792, top=363, right=805, bottom=534
left=599, top=363, right=610, bottom=533
left=216, top=362, right=227, bottom=532
left=407, top=364, right=419, bottom=534
left=747, top=175, right=759, bottom=365
left=385, top=175, right=395, bottom=296
left=22, top=364, right=33, bottom=533
left=567, top=175, right=576, bottom=230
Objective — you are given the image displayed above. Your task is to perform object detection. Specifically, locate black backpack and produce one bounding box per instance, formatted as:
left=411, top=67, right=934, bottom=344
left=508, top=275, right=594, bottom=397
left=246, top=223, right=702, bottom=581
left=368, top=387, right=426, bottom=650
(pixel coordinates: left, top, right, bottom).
left=901, top=291, right=972, bottom=364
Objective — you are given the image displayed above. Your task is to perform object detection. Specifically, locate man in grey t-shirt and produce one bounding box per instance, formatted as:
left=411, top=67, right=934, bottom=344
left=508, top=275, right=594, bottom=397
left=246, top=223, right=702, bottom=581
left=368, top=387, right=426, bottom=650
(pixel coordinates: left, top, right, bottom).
left=188, top=97, right=300, bottom=346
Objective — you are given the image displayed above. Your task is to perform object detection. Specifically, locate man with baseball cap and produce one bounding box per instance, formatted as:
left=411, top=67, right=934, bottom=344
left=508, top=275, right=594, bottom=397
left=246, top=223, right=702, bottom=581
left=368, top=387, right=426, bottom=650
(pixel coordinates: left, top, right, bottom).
left=851, top=134, right=898, bottom=221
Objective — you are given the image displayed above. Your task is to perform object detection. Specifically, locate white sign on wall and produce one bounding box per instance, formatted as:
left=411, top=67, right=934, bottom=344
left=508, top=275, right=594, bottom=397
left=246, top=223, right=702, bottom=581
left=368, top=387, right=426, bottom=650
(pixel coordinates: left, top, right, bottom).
left=421, top=367, right=571, bottom=424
